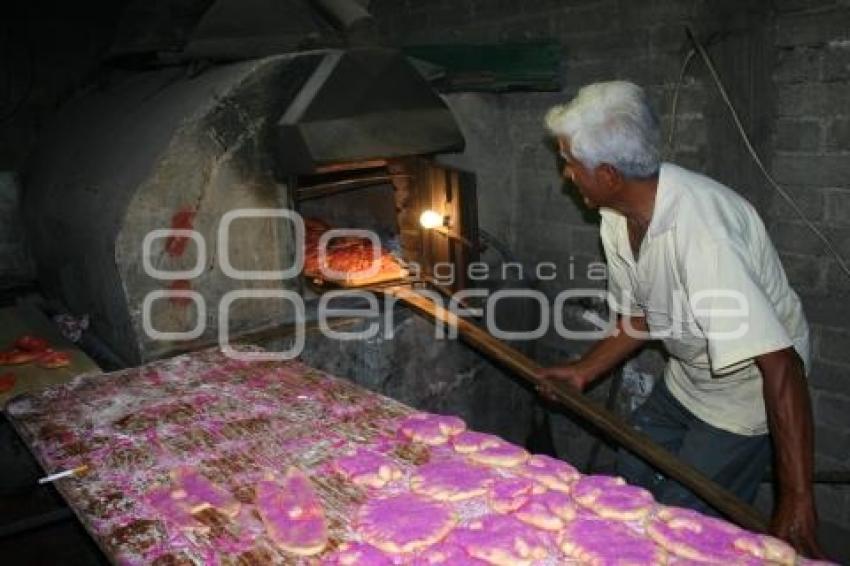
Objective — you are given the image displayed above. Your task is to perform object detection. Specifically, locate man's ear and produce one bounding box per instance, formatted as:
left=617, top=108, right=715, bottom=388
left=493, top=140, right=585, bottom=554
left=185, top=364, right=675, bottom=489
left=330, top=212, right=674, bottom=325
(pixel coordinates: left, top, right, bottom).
left=595, top=163, right=622, bottom=190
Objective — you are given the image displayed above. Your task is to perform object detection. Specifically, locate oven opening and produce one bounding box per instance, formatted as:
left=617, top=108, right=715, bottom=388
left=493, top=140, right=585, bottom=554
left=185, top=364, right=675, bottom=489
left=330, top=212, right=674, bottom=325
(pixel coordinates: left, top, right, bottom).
left=290, top=157, right=478, bottom=295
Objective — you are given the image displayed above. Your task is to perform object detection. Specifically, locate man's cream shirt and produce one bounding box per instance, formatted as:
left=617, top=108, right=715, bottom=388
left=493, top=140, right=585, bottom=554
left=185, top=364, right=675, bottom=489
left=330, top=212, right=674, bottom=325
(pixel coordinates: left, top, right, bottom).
left=599, top=163, right=810, bottom=436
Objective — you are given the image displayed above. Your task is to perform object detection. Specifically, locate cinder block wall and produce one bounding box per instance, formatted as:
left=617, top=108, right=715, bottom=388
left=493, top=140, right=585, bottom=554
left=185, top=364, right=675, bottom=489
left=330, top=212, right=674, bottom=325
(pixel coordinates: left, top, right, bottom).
left=371, top=0, right=850, bottom=557
left=769, top=4, right=850, bottom=552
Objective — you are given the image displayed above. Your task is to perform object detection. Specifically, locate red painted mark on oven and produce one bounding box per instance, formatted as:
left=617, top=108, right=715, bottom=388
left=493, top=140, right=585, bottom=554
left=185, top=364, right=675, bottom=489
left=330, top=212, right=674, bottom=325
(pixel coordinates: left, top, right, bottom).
left=168, top=279, right=193, bottom=306
left=165, top=207, right=197, bottom=257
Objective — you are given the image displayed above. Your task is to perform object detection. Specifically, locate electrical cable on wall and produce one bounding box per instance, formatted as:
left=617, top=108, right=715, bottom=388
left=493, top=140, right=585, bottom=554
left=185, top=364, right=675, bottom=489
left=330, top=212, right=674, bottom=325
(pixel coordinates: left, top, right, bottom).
left=665, top=47, right=696, bottom=154
left=667, top=31, right=729, bottom=154
left=669, top=26, right=850, bottom=281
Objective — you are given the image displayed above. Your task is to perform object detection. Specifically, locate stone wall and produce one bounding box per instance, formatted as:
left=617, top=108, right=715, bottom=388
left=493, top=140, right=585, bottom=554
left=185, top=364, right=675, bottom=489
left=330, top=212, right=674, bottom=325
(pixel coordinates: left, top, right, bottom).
left=369, top=0, right=850, bottom=558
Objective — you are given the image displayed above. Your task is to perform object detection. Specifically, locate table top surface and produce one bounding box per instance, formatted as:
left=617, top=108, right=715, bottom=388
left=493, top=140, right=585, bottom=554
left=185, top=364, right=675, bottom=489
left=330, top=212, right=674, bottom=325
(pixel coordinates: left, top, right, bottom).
left=5, top=346, right=415, bottom=564
left=5, top=346, right=814, bottom=566
left=0, top=305, right=100, bottom=407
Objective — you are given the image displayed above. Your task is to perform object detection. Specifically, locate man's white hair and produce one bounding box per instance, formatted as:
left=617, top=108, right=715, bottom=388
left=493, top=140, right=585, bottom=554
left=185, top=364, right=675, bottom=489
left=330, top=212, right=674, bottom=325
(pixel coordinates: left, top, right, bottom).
left=545, top=81, right=661, bottom=179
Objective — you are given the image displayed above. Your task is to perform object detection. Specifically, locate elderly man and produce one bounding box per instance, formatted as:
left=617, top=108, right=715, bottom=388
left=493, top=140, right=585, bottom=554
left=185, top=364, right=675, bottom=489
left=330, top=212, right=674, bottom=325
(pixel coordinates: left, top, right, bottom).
left=537, top=81, right=823, bottom=556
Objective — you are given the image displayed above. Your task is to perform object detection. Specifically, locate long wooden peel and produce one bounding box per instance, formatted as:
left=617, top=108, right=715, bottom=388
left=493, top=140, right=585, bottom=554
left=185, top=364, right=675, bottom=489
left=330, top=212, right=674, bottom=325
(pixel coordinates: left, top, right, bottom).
left=379, top=285, right=768, bottom=533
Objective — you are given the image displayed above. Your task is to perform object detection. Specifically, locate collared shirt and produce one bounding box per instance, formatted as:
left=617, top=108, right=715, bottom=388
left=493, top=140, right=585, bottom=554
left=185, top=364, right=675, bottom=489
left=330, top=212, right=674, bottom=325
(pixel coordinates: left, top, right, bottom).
left=599, top=163, right=810, bottom=436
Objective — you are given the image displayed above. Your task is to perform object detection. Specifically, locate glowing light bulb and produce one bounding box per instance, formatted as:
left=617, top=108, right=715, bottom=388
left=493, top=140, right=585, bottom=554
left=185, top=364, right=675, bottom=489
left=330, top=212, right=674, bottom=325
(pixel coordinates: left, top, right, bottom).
left=419, top=209, right=444, bottom=229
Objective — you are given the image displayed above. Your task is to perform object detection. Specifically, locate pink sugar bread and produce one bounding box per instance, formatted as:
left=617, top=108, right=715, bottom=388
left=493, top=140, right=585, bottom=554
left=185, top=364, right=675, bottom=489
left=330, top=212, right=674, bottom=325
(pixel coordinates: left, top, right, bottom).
left=145, top=486, right=207, bottom=533
left=410, top=459, right=494, bottom=501
left=398, top=413, right=466, bottom=446
left=255, top=468, right=328, bottom=556
left=356, top=492, right=457, bottom=554
left=560, top=516, right=667, bottom=566
left=466, top=440, right=529, bottom=468
left=320, top=542, right=395, bottom=566
left=647, top=506, right=796, bottom=565
left=515, top=454, right=581, bottom=493
left=733, top=531, right=798, bottom=565
left=572, top=474, right=655, bottom=521
left=486, top=476, right=535, bottom=513
left=513, top=490, right=578, bottom=531
left=410, top=541, right=489, bottom=565
left=447, top=425, right=528, bottom=468
left=169, top=466, right=241, bottom=518
left=332, top=448, right=402, bottom=488
left=451, top=431, right=503, bottom=453
left=449, top=514, right=554, bottom=566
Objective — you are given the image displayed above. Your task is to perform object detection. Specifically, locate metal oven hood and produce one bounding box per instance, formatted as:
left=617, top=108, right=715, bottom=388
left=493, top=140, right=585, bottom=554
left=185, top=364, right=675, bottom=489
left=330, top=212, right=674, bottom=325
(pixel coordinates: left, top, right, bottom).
left=276, top=48, right=464, bottom=173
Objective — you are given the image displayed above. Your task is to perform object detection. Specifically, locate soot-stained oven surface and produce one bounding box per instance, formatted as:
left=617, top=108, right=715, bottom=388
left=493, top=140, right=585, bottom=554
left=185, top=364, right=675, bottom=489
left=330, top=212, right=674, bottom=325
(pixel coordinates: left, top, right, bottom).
left=24, top=47, right=471, bottom=363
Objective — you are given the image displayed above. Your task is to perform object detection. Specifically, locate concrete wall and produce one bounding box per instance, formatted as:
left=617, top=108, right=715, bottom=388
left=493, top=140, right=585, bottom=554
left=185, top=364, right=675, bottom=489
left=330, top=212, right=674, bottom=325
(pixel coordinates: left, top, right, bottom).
left=370, top=0, right=850, bottom=558
left=0, top=8, right=124, bottom=294
left=0, top=173, right=34, bottom=292
left=0, top=10, right=122, bottom=172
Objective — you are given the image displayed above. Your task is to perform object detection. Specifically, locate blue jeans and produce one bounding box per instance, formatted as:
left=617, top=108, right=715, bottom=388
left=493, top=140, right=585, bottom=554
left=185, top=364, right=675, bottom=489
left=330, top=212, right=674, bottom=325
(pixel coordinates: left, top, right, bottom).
left=615, top=380, right=771, bottom=515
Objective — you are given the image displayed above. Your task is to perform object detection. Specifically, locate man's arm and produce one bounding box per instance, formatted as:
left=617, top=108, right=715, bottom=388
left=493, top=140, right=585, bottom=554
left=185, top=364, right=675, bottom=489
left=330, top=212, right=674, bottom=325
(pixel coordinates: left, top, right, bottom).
left=757, top=347, right=825, bottom=558
left=536, top=314, right=649, bottom=392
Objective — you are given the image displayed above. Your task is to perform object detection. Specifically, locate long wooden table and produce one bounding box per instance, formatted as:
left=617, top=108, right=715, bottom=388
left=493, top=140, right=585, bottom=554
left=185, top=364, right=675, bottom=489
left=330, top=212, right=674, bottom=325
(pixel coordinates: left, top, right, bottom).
left=6, top=347, right=415, bottom=564
left=6, top=343, right=800, bottom=565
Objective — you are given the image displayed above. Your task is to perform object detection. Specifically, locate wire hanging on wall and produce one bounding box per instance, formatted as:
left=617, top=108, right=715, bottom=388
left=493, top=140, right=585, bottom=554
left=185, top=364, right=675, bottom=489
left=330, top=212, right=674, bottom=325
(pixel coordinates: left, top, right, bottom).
left=670, top=25, right=850, bottom=281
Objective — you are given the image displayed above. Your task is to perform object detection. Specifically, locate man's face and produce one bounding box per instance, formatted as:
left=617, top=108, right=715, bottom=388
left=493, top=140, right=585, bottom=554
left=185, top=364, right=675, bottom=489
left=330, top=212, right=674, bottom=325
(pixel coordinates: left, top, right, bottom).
left=557, top=138, right=607, bottom=209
